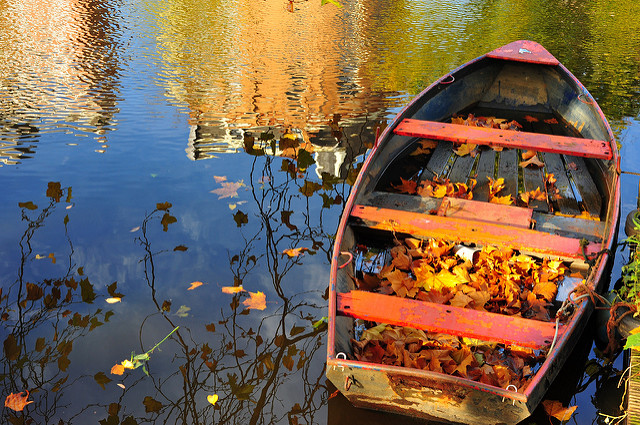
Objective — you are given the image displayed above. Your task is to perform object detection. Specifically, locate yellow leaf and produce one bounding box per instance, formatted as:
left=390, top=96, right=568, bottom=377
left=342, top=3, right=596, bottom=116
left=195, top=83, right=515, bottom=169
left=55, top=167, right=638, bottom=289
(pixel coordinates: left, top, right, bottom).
left=489, top=194, right=513, bottom=205
left=187, top=281, right=204, bottom=291
left=105, top=297, right=122, bottom=304
left=207, top=394, right=219, bottom=405
left=242, top=291, right=266, bottom=310
left=454, top=143, right=477, bottom=157
left=122, top=359, right=135, bottom=369
left=221, top=286, right=245, bottom=294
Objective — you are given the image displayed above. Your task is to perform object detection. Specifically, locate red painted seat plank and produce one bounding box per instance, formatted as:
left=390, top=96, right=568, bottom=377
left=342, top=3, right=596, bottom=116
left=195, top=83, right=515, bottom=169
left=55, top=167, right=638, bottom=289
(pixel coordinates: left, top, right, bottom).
left=350, top=205, right=601, bottom=260
left=337, top=290, right=560, bottom=349
left=394, top=119, right=612, bottom=160
left=439, top=197, right=533, bottom=229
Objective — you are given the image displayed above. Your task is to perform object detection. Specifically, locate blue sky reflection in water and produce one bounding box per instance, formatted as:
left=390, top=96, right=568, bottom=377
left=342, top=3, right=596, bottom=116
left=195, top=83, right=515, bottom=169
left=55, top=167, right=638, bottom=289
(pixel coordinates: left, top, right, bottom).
left=1, top=0, right=640, bottom=424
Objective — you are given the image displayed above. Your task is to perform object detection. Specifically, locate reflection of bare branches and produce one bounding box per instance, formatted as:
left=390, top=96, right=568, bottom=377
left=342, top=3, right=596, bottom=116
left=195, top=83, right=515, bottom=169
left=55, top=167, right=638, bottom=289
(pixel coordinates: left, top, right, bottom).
left=1, top=183, right=113, bottom=424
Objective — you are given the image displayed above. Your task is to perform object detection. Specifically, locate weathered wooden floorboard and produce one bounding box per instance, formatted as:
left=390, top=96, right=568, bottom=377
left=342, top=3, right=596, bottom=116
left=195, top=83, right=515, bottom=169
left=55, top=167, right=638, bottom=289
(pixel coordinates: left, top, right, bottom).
left=473, top=148, right=496, bottom=202
left=564, top=155, right=602, bottom=218
left=543, top=152, right=581, bottom=215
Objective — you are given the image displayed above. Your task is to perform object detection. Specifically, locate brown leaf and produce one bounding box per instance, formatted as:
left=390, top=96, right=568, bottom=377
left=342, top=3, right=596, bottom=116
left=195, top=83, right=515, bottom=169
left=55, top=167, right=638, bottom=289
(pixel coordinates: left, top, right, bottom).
left=542, top=400, right=577, bottom=422
left=519, top=155, right=544, bottom=168
left=210, top=181, right=244, bottom=199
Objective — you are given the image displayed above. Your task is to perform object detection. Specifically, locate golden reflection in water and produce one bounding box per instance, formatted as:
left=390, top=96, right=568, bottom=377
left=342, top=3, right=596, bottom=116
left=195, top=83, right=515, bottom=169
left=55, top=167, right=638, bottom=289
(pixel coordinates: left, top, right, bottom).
left=0, top=0, right=123, bottom=165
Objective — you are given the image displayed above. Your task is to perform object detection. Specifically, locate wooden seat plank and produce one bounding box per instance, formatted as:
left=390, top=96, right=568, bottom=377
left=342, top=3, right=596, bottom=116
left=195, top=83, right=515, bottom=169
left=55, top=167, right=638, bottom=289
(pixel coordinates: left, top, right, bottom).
left=473, top=148, right=496, bottom=202
left=564, top=156, right=602, bottom=218
left=350, top=204, right=600, bottom=260
left=337, top=290, right=560, bottom=349
left=439, top=197, right=532, bottom=229
left=421, top=141, right=453, bottom=181
left=498, top=149, right=518, bottom=199
left=394, top=119, right=613, bottom=160
left=542, top=153, right=581, bottom=215
left=521, top=152, right=548, bottom=212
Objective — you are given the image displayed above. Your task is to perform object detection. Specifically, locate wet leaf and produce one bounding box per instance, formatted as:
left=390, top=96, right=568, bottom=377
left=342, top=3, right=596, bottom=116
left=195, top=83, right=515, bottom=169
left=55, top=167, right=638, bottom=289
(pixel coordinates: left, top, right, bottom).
left=4, top=391, right=34, bottom=412
left=542, top=400, right=577, bottom=422
left=187, top=281, right=204, bottom=290
left=242, top=291, right=266, bottom=310
left=211, top=181, right=244, bottom=199
left=454, top=143, right=477, bottom=157
left=105, top=297, right=122, bottom=304
left=94, top=372, right=112, bottom=390
left=207, top=394, right=219, bottom=406
left=161, top=300, right=171, bottom=312
left=143, top=396, right=163, bottom=413
left=214, top=176, right=227, bottom=183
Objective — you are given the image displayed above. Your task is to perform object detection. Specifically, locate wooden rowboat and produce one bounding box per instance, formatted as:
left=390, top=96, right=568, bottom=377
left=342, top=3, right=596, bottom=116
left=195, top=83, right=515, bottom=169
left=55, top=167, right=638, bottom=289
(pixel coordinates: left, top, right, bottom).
left=326, top=40, right=620, bottom=424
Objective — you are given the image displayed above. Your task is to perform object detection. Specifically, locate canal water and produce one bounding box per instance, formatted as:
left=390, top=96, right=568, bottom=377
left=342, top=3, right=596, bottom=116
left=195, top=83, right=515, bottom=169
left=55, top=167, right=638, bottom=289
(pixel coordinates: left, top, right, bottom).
left=1, top=0, right=640, bottom=424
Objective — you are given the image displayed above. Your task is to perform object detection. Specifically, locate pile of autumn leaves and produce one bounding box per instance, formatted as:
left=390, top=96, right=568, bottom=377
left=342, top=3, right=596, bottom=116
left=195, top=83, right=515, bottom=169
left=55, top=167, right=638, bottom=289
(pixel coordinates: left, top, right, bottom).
left=352, top=237, right=569, bottom=391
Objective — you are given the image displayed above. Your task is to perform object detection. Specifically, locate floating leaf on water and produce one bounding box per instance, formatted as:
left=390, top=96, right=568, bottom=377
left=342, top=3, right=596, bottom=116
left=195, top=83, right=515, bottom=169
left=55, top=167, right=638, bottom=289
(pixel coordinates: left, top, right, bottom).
left=242, top=291, right=266, bottom=310
left=207, top=394, right=219, bottom=406
left=130, top=226, right=140, bottom=233
left=4, top=391, right=34, bottom=412
left=221, top=286, right=244, bottom=294
left=282, top=247, right=309, bottom=257
left=213, top=176, right=227, bottom=183
left=205, top=323, right=216, bottom=332
left=106, top=297, right=122, bottom=304
left=111, top=364, right=125, bottom=375
left=161, top=213, right=177, bottom=231
left=211, top=181, right=244, bottom=199
left=187, top=281, right=204, bottom=291
left=175, top=305, right=191, bottom=317
left=173, top=245, right=188, bottom=251
left=156, top=202, right=172, bottom=211
left=117, top=383, right=126, bottom=389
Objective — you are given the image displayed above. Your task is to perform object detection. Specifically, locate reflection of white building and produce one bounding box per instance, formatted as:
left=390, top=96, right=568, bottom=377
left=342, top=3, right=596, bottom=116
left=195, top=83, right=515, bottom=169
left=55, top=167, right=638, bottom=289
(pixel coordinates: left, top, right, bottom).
left=186, top=112, right=384, bottom=179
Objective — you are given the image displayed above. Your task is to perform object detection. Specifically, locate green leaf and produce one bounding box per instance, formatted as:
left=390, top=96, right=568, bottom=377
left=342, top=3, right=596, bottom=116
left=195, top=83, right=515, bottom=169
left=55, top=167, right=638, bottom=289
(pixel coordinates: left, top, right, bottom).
left=296, top=148, right=315, bottom=170
left=624, top=332, right=640, bottom=350
left=175, top=305, right=190, bottom=317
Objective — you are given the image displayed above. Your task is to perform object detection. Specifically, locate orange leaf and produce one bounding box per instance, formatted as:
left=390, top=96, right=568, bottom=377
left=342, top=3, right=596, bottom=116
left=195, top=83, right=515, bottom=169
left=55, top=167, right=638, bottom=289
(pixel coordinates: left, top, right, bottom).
left=523, top=115, right=539, bottom=123
left=519, top=155, right=544, bottom=168
left=4, top=391, right=34, bottom=412
left=283, top=247, right=309, bottom=257
left=542, top=400, right=577, bottom=422
left=111, top=363, right=125, bottom=375
left=221, top=286, right=244, bottom=294
left=544, top=118, right=558, bottom=124
left=521, top=150, right=538, bottom=160
left=187, top=281, right=204, bottom=290
left=392, top=177, right=418, bottom=194
left=242, top=291, right=266, bottom=310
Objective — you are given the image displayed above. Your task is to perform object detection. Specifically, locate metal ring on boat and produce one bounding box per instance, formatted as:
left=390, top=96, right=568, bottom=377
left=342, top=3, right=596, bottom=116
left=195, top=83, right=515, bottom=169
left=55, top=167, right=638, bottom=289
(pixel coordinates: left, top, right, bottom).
left=338, top=251, right=353, bottom=269
left=336, top=352, right=347, bottom=359
left=440, top=74, right=455, bottom=84
left=578, top=92, right=594, bottom=105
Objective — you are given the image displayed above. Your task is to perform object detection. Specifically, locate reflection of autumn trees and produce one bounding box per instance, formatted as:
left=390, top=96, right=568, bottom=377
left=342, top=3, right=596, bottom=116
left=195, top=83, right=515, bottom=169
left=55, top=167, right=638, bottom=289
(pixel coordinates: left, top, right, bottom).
left=1, top=183, right=114, bottom=424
